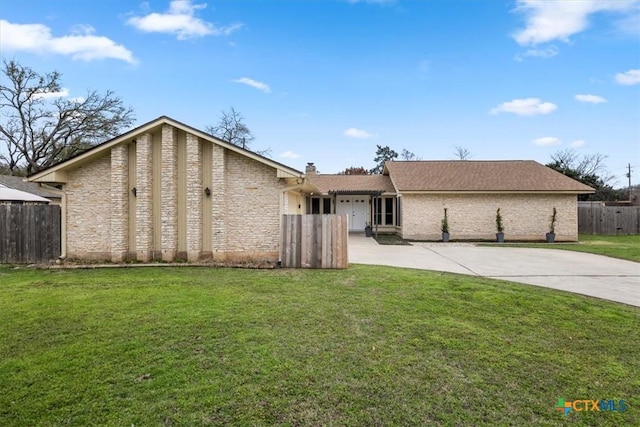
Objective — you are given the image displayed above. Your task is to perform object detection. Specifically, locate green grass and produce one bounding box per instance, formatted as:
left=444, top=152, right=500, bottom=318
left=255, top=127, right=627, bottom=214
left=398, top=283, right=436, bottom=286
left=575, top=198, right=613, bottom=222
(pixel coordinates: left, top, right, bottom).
left=489, top=235, right=640, bottom=262
left=1, top=265, right=638, bottom=426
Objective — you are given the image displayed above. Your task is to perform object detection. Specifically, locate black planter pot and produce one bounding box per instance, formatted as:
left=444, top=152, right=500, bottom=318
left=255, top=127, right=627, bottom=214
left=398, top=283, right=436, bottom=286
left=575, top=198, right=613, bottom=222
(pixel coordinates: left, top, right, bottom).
left=496, top=232, right=505, bottom=243
left=365, top=226, right=372, bottom=237
left=442, top=232, right=450, bottom=242
left=546, top=232, right=555, bottom=243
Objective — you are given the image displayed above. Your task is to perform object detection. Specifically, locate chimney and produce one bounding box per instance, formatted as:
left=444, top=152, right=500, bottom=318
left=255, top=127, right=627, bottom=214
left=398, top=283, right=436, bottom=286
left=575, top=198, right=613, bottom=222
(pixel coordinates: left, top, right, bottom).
left=305, top=162, right=317, bottom=175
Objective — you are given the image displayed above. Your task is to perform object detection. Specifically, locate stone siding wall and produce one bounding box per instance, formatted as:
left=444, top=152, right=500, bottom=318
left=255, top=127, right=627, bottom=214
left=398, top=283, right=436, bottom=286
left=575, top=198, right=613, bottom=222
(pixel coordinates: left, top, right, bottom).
left=110, top=144, right=129, bottom=262
left=401, top=193, right=577, bottom=241
left=224, top=150, right=286, bottom=257
left=185, top=133, right=202, bottom=261
left=65, top=155, right=112, bottom=259
left=136, top=134, right=153, bottom=261
left=62, top=124, right=290, bottom=262
left=160, top=125, right=178, bottom=261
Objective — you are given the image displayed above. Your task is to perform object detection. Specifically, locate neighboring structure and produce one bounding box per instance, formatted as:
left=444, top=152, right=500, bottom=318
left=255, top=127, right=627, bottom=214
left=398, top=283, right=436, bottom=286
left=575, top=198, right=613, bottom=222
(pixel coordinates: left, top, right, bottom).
left=306, top=161, right=594, bottom=241
left=28, top=116, right=305, bottom=263
left=0, top=175, right=60, bottom=204
left=0, top=183, right=51, bottom=204
left=26, top=116, right=594, bottom=264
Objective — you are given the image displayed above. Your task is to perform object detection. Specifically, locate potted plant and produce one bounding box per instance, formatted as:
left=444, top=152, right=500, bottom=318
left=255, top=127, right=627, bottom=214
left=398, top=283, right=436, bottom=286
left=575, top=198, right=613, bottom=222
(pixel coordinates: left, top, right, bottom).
left=495, top=208, right=505, bottom=243
left=546, top=207, right=557, bottom=243
left=364, top=223, right=372, bottom=237
left=441, top=208, right=450, bottom=242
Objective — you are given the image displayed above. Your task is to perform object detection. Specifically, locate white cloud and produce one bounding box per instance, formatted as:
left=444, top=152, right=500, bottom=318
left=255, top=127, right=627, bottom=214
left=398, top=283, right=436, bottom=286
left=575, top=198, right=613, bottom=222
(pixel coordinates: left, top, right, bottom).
left=233, top=77, right=271, bottom=93
left=0, top=19, right=135, bottom=63
left=512, top=0, right=639, bottom=45
left=515, top=45, right=559, bottom=61
left=344, top=128, right=376, bottom=139
left=570, top=140, right=586, bottom=148
left=490, top=98, right=558, bottom=116
left=615, top=69, right=640, bottom=85
left=533, top=137, right=561, bottom=146
left=31, top=88, right=70, bottom=99
left=279, top=150, right=301, bottom=159
left=575, top=94, right=607, bottom=104
left=127, top=0, right=242, bottom=40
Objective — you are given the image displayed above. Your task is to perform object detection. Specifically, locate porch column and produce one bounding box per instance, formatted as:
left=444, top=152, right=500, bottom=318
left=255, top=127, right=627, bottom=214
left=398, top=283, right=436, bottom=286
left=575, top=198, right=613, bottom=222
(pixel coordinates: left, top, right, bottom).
left=110, top=144, right=128, bottom=262
left=136, top=133, right=153, bottom=261
left=186, top=133, right=202, bottom=261
left=161, top=124, right=178, bottom=261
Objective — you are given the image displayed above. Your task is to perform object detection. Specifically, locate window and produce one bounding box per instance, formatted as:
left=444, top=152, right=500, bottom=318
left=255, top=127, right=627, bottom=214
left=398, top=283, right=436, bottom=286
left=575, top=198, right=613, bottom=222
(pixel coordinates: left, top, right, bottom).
left=373, top=197, right=397, bottom=226
left=310, top=197, right=332, bottom=214
left=311, top=198, right=320, bottom=214
left=385, top=198, right=393, bottom=225
left=323, top=198, right=331, bottom=214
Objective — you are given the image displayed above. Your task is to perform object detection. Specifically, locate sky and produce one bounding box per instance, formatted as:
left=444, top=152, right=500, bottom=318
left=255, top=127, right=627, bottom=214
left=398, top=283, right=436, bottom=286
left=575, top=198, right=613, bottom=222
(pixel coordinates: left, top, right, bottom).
left=1, top=0, right=639, bottom=186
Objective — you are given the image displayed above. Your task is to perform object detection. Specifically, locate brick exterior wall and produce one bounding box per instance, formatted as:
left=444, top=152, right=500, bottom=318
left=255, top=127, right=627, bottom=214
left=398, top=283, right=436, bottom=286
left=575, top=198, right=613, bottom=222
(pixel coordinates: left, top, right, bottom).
left=110, top=144, right=129, bottom=262
left=161, top=125, right=178, bottom=261
left=224, top=150, right=286, bottom=259
left=185, top=133, right=202, bottom=261
left=401, top=193, right=578, bottom=241
left=61, top=123, right=289, bottom=263
left=135, top=133, right=153, bottom=261
left=210, top=143, right=226, bottom=255
left=65, top=155, right=112, bottom=260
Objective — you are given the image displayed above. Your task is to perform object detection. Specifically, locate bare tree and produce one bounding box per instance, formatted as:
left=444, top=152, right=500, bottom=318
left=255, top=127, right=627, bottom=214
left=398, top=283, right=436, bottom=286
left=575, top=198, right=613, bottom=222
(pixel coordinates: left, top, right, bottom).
left=453, top=145, right=473, bottom=160
left=400, top=149, right=421, bottom=161
left=549, top=149, right=613, bottom=183
left=205, top=107, right=271, bottom=156
left=0, top=59, right=135, bottom=175
left=205, top=107, right=254, bottom=148
left=547, top=148, right=618, bottom=201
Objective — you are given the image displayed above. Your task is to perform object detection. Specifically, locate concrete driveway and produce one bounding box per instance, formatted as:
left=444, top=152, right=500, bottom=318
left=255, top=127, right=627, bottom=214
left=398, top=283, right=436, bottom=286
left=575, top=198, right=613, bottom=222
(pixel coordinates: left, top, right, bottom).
left=349, top=235, right=640, bottom=307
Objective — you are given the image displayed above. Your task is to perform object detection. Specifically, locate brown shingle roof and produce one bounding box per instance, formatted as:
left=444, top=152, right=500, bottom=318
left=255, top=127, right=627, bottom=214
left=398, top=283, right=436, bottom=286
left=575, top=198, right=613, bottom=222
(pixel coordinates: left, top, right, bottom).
left=384, top=160, right=595, bottom=193
left=307, top=174, right=395, bottom=194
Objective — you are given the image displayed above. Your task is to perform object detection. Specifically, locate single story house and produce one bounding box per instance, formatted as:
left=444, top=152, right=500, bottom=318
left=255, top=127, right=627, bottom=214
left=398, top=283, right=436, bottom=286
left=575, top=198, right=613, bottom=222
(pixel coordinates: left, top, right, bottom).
left=28, top=116, right=306, bottom=263
left=27, top=116, right=593, bottom=263
left=304, top=160, right=594, bottom=241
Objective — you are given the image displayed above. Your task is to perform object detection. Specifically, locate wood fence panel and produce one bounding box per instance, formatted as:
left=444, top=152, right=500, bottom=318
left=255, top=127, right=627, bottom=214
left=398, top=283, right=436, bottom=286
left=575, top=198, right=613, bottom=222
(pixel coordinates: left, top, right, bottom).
left=578, top=206, right=640, bottom=235
left=281, top=214, right=348, bottom=269
left=0, top=203, right=61, bottom=263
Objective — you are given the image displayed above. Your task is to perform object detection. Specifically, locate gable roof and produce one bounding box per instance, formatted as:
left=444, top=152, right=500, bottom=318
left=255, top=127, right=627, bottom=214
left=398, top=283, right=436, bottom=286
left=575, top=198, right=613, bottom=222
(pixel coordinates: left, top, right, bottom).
left=28, top=116, right=303, bottom=183
left=0, top=175, right=61, bottom=200
left=307, top=174, right=396, bottom=195
left=384, top=160, right=594, bottom=193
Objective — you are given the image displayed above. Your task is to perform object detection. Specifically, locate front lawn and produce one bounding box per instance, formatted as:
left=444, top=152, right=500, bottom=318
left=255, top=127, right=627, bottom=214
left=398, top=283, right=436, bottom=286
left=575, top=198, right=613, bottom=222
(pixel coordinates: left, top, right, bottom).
left=0, top=265, right=637, bottom=426
left=492, top=234, right=640, bottom=262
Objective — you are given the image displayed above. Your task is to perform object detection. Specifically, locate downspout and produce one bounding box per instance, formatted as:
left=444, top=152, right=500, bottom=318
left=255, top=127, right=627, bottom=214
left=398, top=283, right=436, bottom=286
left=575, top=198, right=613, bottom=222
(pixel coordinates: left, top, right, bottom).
left=41, top=184, right=67, bottom=260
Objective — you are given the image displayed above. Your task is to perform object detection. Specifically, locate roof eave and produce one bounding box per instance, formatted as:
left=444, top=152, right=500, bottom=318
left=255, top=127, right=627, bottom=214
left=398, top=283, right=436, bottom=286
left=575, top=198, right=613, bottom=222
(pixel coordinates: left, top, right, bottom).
left=28, top=116, right=303, bottom=183
left=398, top=190, right=596, bottom=195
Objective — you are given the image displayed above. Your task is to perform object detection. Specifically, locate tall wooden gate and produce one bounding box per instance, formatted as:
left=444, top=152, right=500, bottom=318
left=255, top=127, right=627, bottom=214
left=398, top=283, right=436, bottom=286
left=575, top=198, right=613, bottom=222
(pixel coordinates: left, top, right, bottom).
left=280, top=214, right=348, bottom=268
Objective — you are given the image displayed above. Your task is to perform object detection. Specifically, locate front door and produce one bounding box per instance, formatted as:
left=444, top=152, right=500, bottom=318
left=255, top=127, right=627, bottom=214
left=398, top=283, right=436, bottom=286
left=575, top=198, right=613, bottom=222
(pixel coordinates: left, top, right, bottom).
left=336, top=196, right=368, bottom=231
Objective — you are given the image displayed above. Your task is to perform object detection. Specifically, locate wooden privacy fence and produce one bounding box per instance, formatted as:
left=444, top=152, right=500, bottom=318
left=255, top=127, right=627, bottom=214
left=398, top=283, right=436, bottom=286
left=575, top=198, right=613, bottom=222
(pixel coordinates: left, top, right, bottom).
left=281, top=214, right=348, bottom=268
left=578, top=206, right=640, bottom=235
left=0, top=203, right=61, bottom=263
